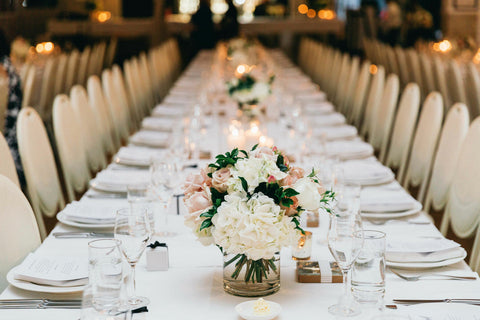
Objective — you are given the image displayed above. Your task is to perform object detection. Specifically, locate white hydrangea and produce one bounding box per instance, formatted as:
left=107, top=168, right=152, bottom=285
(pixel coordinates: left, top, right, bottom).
left=212, top=193, right=298, bottom=260
left=227, top=157, right=287, bottom=194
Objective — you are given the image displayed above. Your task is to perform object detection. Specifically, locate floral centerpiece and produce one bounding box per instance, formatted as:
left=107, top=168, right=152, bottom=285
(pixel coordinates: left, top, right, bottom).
left=227, top=72, right=275, bottom=118
left=183, top=145, right=334, bottom=296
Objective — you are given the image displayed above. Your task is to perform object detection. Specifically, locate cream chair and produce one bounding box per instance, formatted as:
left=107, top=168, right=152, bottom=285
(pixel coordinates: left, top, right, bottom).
left=53, top=94, right=91, bottom=203
left=424, top=103, right=469, bottom=215
left=18, top=63, right=31, bottom=91
left=361, top=65, right=385, bottom=139
left=87, top=75, right=118, bottom=156
left=402, top=92, right=443, bottom=199
left=371, top=74, right=400, bottom=157
left=419, top=53, right=436, bottom=96
left=70, top=85, right=107, bottom=172
left=383, top=83, right=420, bottom=179
left=139, top=52, right=156, bottom=110
left=102, top=69, right=130, bottom=145
left=341, top=56, right=360, bottom=113
left=17, top=107, right=65, bottom=239
left=394, top=46, right=409, bottom=87
left=123, top=60, right=144, bottom=122
left=465, top=62, right=480, bottom=119
left=21, top=65, right=36, bottom=109
left=0, top=174, right=41, bottom=291
left=333, top=54, right=351, bottom=109
left=0, top=133, right=20, bottom=187
left=348, top=60, right=371, bottom=127
left=104, top=37, right=118, bottom=68
left=432, top=56, right=451, bottom=112
left=326, top=50, right=342, bottom=99
left=130, top=58, right=151, bottom=117
left=37, top=58, right=56, bottom=122
left=0, top=75, right=7, bottom=132
left=447, top=60, right=468, bottom=107
left=147, top=49, right=162, bottom=103
left=77, top=46, right=91, bottom=86
left=385, top=46, right=399, bottom=76
left=65, top=49, right=80, bottom=92
left=54, top=53, right=68, bottom=95
left=405, top=49, right=424, bottom=97
left=112, top=64, right=139, bottom=131
left=439, top=116, right=480, bottom=272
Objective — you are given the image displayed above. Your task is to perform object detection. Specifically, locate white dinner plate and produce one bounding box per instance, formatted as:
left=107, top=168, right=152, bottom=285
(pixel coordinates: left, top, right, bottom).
left=386, top=248, right=467, bottom=269
left=235, top=300, right=281, bottom=320
left=361, top=201, right=422, bottom=219
left=114, top=156, right=150, bottom=167
left=89, top=179, right=128, bottom=194
left=6, top=266, right=85, bottom=293
left=403, top=302, right=480, bottom=319
left=57, top=212, right=115, bottom=230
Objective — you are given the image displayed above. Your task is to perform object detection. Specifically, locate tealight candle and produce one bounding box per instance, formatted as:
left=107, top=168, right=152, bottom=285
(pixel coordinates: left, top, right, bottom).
left=292, top=231, right=312, bottom=260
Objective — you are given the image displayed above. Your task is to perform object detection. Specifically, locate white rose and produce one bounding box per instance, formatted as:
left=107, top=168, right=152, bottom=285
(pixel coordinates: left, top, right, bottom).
left=293, top=177, right=322, bottom=211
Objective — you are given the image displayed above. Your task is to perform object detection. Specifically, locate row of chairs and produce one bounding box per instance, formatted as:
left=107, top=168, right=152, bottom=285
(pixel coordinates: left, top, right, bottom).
left=298, top=37, right=480, bottom=272
left=363, top=38, right=480, bottom=120
left=16, top=38, right=117, bottom=125
left=0, top=38, right=181, bottom=242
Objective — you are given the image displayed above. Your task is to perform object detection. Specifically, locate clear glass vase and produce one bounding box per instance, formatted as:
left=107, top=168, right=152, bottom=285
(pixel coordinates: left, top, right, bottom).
left=223, top=252, right=280, bottom=297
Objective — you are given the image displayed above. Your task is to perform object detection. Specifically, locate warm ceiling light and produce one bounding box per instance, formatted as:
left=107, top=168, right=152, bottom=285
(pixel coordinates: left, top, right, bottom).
left=473, top=49, right=480, bottom=64
left=97, top=11, right=112, bottom=23
left=324, top=9, right=335, bottom=20
left=369, top=64, right=378, bottom=74
left=438, top=40, right=452, bottom=53
left=44, top=42, right=54, bottom=52
left=298, top=4, right=308, bottom=15
left=307, top=9, right=316, bottom=18
left=35, top=43, right=44, bottom=53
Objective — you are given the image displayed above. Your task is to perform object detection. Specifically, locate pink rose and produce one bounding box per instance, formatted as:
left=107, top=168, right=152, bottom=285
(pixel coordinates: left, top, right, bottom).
left=183, top=168, right=211, bottom=198
left=283, top=196, right=299, bottom=216
left=184, top=189, right=212, bottom=214
left=281, top=166, right=305, bottom=186
left=212, top=167, right=231, bottom=192
left=251, top=146, right=276, bottom=161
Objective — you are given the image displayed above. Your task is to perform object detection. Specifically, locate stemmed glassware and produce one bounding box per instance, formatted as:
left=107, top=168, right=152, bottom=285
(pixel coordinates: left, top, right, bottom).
left=114, top=207, right=151, bottom=308
left=327, top=202, right=364, bottom=316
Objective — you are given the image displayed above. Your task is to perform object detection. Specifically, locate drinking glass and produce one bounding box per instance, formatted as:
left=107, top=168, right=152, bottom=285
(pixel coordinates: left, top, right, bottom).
left=114, top=207, right=151, bottom=308
left=352, top=230, right=386, bottom=305
left=127, top=183, right=156, bottom=236
left=150, top=157, right=176, bottom=237
left=86, top=239, right=124, bottom=316
left=327, top=207, right=364, bottom=316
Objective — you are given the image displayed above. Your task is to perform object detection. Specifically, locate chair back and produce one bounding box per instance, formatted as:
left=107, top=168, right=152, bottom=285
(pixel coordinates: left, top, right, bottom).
left=334, top=54, right=351, bottom=109
left=0, top=174, right=41, bottom=291
left=349, top=60, right=371, bottom=127
left=0, top=76, right=7, bottom=132
left=361, top=65, right=385, bottom=138
left=384, top=82, right=420, bottom=179
left=432, top=56, right=451, bottom=111
left=374, top=74, right=399, bottom=156
left=70, top=85, right=107, bottom=172
left=104, top=37, right=118, bottom=68
left=21, top=65, right=36, bottom=109
left=426, top=103, right=469, bottom=218
left=37, top=58, right=56, bottom=121
left=54, top=53, right=68, bottom=95
left=0, top=133, right=20, bottom=187
left=87, top=75, right=118, bottom=154
left=65, top=49, right=79, bottom=92
left=394, top=46, right=409, bottom=87
left=77, top=46, right=91, bottom=86
left=442, top=117, right=480, bottom=271
left=385, top=46, right=399, bottom=76
left=465, top=62, right=480, bottom=119
left=112, top=64, right=139, bottom=131
left=402, top=92, right=443, bottom=198
left=17, top=107, right=64, bottom=239
left=447, top=60, right=468, bottom=107
left=419, top=53, right=436, bottom=95
left=102, top=69, right=129, bottom=144
left=341, top=56, right=359, bottom=112
left=53, top=94, right=91, bottom=202
left=405, top=49, right=424, bottom=97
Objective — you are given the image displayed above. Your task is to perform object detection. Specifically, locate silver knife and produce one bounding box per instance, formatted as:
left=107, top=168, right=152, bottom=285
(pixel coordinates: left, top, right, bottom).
left=52, top=232, right=114, bottom=238
left=394, top=298, right=480, bottom=305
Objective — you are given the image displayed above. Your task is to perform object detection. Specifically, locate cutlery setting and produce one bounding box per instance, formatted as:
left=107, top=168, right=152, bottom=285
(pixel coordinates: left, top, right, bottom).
left=389, top=268, right=477, bottom=281
left=52, top=232, right=114, bottom=239
left=0, top=299, right=82, bottom=309
left=393, top=298, right=480, bottom=305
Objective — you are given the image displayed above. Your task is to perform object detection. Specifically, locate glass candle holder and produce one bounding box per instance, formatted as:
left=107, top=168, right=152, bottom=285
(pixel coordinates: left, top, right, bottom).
left=292, top=231, right=312, bottom=260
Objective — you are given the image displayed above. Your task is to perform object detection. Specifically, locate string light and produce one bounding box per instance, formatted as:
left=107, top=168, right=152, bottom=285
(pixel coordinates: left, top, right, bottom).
left=298, top=4, right=308, bottom=14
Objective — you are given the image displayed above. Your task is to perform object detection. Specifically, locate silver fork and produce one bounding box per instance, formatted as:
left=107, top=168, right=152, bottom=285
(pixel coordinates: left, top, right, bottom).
left=389, top=268, right=477, bottom=281
left=0, top=299, right=81, bottom=309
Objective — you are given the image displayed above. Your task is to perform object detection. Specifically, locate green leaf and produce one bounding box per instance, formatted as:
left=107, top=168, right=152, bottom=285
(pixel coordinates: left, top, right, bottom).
left=308, top=168, right=316, bottom=178
left=251, top=143, right=259, bottom=151
left=239, top=149, right=248, bottom=158
left=276, top=154, right=288, bottom=172
left=199, top=219, right=212, bottom=231
left=239, top=177, right=249, bottom=194
left=284, top=188, right=299, bottom=197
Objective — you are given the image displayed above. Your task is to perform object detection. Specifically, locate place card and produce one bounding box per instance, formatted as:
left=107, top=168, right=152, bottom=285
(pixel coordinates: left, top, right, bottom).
left=296, top=261, right=343, bottom=283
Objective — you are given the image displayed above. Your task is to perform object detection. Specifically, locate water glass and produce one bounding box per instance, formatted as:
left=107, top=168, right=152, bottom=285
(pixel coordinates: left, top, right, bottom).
left=127, top=183, right=156, bottom=235
left=87, top=239, right=123, bottom=313
left=352, top=230, right=386, bottom=305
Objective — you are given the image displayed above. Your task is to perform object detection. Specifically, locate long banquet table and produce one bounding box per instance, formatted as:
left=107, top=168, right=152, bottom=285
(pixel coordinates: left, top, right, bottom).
left=1, top=49, right=480, bottom=320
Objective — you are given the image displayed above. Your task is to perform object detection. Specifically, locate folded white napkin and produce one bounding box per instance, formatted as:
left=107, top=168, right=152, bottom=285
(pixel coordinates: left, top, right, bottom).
left=164, top=95, right=196, bottom=105
left=325, top=141, right=374, bottom=160
left=60, top=201, right=120, bottom=224
left=341, top=160, right=394, bottom=185
left=115, top=146, right=164, bottom=166
left=303, top=102, right=335, bottom=115
left=130, top=131, right=170, bottom=148
left=308, top=113, right=346, bottom=126
left=14, top=253, right=88, bottom=287
left=142, top=117, right=175, bottom=131
left=360, top=188, right=417, bottom=212
left=152, top=105, right=186, bottom=117
left=92, top=170, right=151, bottom=192
left=297, top=91, right=327, bottom=102
left=386, top=237, right=463, bottom=263
left=313, top=125, right=358, bottom=140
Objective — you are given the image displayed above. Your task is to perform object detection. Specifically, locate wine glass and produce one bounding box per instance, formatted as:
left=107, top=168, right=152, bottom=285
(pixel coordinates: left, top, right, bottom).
left=127, top=183, right=156, bottom=238
left=114, top=207, right=151, bottom=308
left=327, top=205, right=364, bottom=316
left=150, top=157, right=176, bottom=237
